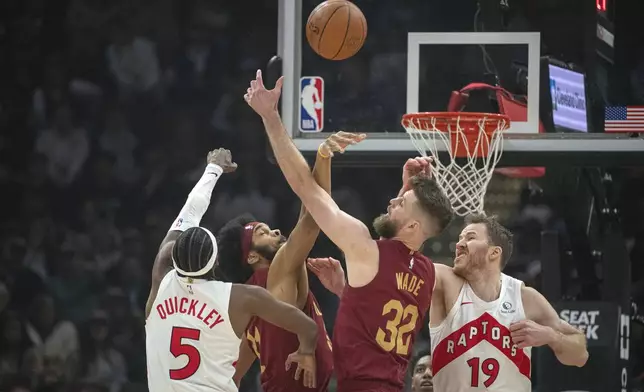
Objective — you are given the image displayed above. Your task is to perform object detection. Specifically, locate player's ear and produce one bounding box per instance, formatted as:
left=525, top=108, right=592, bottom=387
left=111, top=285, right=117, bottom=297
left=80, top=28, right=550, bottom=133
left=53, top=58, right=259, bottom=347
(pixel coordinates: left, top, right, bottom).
left=489, top=245, right=502, bottom=261
left=408, top=220, right=420, bottom=231
left=247, top=251, right=260, bottom=266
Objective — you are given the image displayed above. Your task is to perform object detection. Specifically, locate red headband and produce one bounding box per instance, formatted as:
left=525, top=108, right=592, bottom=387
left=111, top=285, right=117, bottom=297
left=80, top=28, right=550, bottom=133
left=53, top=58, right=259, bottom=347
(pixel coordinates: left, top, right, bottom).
left=240, top=222, right=260, bottom=265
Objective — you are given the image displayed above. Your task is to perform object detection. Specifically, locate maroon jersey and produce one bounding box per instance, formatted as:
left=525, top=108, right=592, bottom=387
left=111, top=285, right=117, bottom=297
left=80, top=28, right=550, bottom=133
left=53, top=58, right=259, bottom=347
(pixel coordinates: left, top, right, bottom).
left=333, top=239, right=435, bottom=392
left=245, top=268, right=333, bottom=392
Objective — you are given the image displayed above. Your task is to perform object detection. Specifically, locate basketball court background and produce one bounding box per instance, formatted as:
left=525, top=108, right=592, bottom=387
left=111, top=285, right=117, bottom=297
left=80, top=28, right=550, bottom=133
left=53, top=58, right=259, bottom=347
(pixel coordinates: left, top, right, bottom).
left=271, top=0, right=644, bottom=390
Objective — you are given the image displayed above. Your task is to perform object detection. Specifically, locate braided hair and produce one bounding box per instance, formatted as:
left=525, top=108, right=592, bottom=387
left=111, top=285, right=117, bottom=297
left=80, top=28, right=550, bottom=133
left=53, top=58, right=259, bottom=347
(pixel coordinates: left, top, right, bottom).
left=172, top=227, right=216, bottom=279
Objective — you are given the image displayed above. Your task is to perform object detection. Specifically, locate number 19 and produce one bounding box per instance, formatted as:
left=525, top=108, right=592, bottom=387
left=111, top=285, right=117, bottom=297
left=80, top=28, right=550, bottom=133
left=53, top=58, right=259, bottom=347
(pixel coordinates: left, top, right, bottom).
left=467, top=357, right=500, bottom=388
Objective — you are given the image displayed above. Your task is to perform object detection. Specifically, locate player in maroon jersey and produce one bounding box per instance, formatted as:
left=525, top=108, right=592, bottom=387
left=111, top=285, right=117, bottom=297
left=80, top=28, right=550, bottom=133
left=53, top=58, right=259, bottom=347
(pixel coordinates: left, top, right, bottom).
left=217, top=132, right=364, bottom=392
left=245, top=70, right=454, bottom=391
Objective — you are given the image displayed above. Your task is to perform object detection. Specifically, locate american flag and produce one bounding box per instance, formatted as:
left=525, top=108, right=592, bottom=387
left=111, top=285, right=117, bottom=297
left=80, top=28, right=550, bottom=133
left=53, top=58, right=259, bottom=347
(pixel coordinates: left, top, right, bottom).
left=604, top=106, right=644, bottom=132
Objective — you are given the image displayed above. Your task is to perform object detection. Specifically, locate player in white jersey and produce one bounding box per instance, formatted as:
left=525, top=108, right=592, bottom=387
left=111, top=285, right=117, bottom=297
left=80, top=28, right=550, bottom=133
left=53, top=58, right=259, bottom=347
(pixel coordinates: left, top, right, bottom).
left=428, top=213, right=590, bottom=392
left=145, top=148, right=319, bottom=392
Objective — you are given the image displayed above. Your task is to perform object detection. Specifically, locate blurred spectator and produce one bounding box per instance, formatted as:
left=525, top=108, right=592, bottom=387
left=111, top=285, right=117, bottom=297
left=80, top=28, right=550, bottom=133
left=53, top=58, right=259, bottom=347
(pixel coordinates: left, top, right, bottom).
left=98, top=108, right=139, bottom=184
left=1, top=0, right=641, bottom=391
left=0, top=283, right=9, bottom=313
left=105, top=21, right=162, bottom=103
left=30, top=56, right=70, bottom=131
left=0, top=312, right=33, bottom=385
left=35, top=105, right=89, bottom=187
left=77, top=310, right=127, bottom=392
left=24, top=294, right=79, bottom=381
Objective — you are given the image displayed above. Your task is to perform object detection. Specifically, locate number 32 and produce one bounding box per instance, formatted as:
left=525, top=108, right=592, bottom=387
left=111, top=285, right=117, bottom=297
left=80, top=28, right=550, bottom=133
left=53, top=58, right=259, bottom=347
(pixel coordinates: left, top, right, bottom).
left=375, top=299, right=419, bottom=355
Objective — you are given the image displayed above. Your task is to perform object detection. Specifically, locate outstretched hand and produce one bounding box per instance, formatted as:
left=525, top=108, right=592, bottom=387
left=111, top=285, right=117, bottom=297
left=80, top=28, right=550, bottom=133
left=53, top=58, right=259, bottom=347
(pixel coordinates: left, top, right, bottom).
left=307, top=257, right=346, bottom=297
left=244, top=69, right=284, bottom=118
left=318, top=131, right=367, bottom=158
left=402, top=157, right=433, bottom=189
left=207, top=148, right=238, bottom=173
left=285, top=350, right=317, bottom=388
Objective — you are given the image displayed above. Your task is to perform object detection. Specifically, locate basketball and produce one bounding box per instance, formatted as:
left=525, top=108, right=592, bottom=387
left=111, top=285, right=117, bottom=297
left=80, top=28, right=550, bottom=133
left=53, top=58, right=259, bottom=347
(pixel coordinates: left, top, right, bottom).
left=306, top=0, right=367, bottom=61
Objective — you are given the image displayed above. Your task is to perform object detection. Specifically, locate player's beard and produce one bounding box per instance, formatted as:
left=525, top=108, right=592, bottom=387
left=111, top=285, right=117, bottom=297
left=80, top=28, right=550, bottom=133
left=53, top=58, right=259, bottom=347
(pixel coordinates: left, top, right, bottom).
left=373, top=214, right=399, bottom=239
left=252, top=236, right=287, bottom=263
left=454, top=250, right=487, bottom=279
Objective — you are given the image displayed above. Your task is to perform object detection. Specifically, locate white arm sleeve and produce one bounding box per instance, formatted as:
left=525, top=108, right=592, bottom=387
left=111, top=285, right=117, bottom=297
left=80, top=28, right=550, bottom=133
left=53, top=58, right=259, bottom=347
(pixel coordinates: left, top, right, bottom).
left=169, top=163, right=223, bottom=232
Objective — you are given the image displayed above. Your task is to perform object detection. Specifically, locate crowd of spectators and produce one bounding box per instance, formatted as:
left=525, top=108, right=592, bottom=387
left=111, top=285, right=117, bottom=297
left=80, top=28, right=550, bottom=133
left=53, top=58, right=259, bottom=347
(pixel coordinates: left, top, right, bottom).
left=1, top=0, right=643, bottom=391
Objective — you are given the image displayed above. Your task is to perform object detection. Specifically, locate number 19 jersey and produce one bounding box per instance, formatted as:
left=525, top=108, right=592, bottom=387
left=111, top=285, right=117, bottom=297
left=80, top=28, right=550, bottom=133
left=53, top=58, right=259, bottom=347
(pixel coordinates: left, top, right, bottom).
left=430, top=274, right=531, bottom=392
left=146, top=270, right=241, bottom=392
left=333, top=239, right=435, bottom=392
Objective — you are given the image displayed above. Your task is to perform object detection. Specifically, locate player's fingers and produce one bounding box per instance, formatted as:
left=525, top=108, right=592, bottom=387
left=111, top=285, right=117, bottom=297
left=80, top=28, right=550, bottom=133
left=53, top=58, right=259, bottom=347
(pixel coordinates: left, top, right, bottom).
left=341, top=132, right=365, bottom=142
left=509, top=321, right=525, bottom=331
left=294, top=365, right=303, bottom=381
left=405, top=158, right=421, bottom=169
left=512, top=335, right=526, bottom=344
left=274, top=76, right=284, bottom=91
left=305, top=369, right=316, bottom=388
left=311, top=370, right=317, bottom=388
left=415, top=157, right=428, bottom=168
left=256, top=69, right=265, bottom=89
left=285, top=353, right=297, bottom=371
left=250, top=79, right=257, bottom=91
left=334, top=135, right=359, bottom=146
left=421, top=156, right=434, bottom=164
left=306, top=262, right=322, bottom=273
left=307, top=257, right=325, bottom=266
left=326, top=140, right=343, bottom=153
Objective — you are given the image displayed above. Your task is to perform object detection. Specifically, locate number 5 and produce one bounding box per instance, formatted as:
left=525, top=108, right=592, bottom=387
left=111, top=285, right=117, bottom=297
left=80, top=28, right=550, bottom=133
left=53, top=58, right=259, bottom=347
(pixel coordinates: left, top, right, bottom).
left=170, top=327, right=202, bottom=380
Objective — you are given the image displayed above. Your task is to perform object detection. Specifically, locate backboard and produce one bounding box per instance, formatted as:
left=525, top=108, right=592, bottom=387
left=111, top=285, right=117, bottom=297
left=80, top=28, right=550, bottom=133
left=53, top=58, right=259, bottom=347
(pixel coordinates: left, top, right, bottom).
left=277, top=0, right=644, bottom=165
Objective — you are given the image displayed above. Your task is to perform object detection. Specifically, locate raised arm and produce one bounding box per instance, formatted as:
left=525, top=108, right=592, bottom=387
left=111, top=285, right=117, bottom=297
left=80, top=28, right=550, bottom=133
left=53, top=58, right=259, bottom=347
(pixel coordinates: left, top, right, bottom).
left=398, top=157, right=433, bottom=197
left=229, top=284, right=319, bottom=388
left=245, top=71, right=376, bottom=286
left=145, top=149, right=237, bottom=319
left=267, top=132, right=364, bottom=307
left=512, top=286, right=589, bottom=367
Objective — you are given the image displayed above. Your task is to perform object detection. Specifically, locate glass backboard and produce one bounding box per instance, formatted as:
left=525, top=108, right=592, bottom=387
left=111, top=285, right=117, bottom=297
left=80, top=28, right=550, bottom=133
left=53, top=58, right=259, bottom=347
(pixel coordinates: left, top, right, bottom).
left=276, top=0, right=644, bottom=160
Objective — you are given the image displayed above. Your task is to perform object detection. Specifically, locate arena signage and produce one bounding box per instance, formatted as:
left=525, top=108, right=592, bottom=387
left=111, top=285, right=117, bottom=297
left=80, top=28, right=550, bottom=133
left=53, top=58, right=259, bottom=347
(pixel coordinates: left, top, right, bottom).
left=557, top=302, right=618, bottom=347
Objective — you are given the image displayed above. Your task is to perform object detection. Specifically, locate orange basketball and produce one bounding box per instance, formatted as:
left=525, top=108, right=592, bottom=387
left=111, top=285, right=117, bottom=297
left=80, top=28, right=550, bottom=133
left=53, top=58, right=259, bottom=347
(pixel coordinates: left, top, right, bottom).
left=306, top=0, right=367, bottom=61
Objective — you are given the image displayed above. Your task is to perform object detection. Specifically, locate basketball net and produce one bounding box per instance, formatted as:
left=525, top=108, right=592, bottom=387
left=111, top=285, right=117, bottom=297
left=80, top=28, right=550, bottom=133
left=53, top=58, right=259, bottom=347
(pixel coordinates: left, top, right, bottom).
left=402, top=113, right=510, bottom=217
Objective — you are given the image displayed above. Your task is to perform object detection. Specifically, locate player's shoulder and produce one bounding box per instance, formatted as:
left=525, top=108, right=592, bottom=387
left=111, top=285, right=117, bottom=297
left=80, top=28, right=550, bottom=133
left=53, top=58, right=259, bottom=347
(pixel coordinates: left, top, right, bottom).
left=519, top=284, right=542, bottom=303
left=230, top=283, right=269, bottom=306
left=432, top=263, right=466, bottom=295
left=434, top=263, right=463, bottom=282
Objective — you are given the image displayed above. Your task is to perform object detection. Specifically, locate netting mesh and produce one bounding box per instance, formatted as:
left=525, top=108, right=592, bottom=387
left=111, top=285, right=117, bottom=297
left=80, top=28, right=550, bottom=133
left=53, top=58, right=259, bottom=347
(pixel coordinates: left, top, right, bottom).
left=403, top=114, right=509, bottom=216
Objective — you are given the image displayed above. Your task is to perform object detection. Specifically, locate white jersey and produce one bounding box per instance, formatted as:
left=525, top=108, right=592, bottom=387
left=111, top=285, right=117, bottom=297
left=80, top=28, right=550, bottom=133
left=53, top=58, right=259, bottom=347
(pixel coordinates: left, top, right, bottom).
left=430, top=274, right=531, bottom=392
left=146, top=270, right=241, bottom=392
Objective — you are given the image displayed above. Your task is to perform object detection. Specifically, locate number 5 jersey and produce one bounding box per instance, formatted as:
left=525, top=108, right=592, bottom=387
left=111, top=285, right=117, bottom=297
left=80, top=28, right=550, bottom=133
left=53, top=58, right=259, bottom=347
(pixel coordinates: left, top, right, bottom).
left=146, top=270, right=241, bottom=392
left=332, top=239, right=435, bottom=392
left=430, top=274, right=532, bottom=392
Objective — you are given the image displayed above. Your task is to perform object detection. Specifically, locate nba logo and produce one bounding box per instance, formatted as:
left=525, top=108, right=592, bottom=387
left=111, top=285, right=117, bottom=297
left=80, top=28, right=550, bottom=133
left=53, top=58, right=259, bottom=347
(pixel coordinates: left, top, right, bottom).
left=299, top=77, right=324, bottom=132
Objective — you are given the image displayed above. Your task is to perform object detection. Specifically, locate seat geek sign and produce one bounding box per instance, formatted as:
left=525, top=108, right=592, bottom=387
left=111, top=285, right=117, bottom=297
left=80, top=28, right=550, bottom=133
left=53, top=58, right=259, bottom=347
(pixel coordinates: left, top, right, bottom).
left=557, top=301, right=618, bottom=347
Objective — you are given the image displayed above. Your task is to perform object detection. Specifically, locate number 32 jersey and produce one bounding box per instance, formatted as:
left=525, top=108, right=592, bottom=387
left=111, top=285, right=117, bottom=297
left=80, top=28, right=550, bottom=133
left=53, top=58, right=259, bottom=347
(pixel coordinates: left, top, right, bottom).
left=333, top=239, right=435, bottom=392
left=430, top=274, right=531, bottom=392
left=146, top=270, right=241, bottom=392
